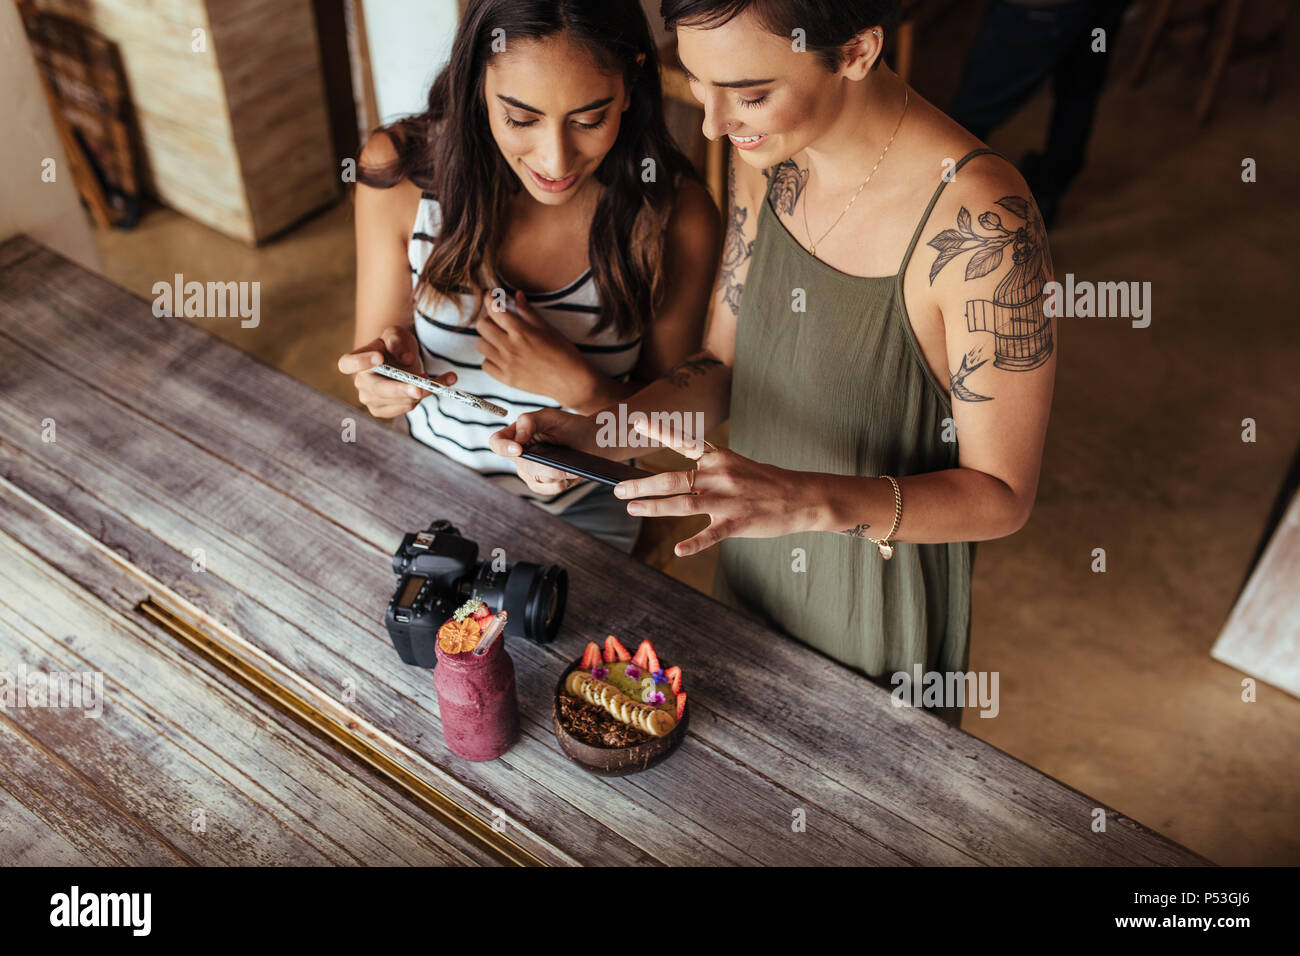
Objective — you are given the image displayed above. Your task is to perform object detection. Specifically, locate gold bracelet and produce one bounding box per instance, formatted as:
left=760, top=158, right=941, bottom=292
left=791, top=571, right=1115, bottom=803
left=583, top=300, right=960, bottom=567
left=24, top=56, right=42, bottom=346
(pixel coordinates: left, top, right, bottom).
left=867, top=475, right=902, bottom=559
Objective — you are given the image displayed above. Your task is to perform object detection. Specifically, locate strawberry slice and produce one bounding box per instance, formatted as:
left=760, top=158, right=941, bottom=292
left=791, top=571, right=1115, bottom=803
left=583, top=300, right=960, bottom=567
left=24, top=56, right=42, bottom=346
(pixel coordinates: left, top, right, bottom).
left=579, top=642, right=602, bottom=670
left=605, top=635, right=631, bottom=662
left=472, top=603, right=492, bottom=621
left=664, top=666, right=682, bottom=694
left=642, top=641, right=660, bottom=675
left=675, top=691, right=687, bottom=722
left=632, top=640, right=652, bottom=670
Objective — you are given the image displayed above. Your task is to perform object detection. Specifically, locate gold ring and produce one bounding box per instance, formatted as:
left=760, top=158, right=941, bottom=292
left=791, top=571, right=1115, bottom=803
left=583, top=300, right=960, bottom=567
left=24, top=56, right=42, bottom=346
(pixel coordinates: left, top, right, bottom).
left=686, top=467, right=697, bottom=494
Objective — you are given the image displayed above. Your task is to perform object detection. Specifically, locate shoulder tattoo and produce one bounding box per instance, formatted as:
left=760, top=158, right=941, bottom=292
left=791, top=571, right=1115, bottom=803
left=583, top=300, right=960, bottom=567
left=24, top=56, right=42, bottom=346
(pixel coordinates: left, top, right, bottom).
left=927, top=194, right=1055, bottom=400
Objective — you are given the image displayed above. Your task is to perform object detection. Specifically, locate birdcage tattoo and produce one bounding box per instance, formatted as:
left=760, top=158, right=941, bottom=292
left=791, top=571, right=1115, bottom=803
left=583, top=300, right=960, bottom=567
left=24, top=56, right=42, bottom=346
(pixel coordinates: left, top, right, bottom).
left=927, top=195, right=1055, bottom=374
left=965, top=260, right=1053, bottom=371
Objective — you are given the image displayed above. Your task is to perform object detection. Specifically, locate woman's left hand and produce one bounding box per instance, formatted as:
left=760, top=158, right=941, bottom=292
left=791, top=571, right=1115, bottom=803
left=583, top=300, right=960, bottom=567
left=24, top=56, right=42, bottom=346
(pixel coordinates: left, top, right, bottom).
left=611, top=417, right=814, bottom=557
left=476, top=290, right=592, bottom=405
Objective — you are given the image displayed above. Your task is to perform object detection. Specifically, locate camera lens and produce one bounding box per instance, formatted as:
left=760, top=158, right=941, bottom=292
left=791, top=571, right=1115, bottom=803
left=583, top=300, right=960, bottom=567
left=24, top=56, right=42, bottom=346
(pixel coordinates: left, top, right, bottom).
left=480, top=559, right=567, bottom=644
left=528, top=565, right=566, bottom=643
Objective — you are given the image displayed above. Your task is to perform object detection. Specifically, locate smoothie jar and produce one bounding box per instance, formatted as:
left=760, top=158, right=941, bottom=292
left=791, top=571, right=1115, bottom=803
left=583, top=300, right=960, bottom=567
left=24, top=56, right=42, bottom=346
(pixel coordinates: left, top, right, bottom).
left=433, top=631, right=520, bottom=761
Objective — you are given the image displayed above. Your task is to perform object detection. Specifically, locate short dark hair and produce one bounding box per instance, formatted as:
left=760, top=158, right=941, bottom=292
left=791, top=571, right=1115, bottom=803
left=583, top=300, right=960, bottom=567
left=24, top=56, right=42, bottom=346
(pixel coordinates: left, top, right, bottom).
left=661, top=0, right=901, bottom=72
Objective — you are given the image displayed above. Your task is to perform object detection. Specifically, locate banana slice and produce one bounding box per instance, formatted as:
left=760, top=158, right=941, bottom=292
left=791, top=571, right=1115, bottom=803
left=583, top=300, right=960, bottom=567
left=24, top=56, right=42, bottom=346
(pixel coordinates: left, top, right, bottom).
left=565, top=671, right=678, bottom=738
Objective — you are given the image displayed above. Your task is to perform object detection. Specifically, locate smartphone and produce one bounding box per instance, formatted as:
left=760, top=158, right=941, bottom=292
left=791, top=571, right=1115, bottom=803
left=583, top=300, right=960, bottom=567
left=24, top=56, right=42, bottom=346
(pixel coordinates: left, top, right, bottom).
left=520, top=442, right=654, bottom=487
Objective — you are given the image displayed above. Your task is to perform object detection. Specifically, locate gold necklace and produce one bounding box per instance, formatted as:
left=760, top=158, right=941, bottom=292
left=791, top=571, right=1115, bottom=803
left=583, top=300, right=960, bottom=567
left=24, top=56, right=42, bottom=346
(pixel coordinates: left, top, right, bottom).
left=803, top=86, right=909, bottom=258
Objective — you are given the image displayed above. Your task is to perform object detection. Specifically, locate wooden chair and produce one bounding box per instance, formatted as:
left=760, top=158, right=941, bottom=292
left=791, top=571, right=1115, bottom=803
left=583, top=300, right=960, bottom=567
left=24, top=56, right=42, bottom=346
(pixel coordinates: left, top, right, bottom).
left=1130, top=0, right=1297, bottom=124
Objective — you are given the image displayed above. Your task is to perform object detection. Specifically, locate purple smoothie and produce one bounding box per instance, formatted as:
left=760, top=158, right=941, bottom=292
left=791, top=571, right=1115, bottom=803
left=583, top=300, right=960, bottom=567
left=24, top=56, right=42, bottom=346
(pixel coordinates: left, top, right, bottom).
left=434, top=629, right=519, bottom=761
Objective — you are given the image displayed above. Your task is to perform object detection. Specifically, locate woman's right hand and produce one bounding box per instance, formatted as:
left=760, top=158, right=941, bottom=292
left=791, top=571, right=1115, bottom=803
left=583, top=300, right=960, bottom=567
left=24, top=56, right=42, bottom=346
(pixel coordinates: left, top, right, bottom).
left=337, top=324, right=456, bottom=419
left=489, top=408, right=603, bottom=496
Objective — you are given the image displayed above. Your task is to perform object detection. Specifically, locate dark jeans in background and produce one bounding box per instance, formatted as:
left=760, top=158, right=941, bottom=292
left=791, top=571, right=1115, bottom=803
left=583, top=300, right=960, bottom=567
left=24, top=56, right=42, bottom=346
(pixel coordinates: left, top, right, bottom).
left=949, top=0, right=1132, bottom=225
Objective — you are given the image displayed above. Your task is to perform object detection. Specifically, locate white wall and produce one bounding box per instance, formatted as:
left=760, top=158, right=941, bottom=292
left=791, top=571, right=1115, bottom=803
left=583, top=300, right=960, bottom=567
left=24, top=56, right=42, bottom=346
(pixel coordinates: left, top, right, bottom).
left=0, top=0, right=100, bottom=272
left=362, top=0, right=460, bottom=123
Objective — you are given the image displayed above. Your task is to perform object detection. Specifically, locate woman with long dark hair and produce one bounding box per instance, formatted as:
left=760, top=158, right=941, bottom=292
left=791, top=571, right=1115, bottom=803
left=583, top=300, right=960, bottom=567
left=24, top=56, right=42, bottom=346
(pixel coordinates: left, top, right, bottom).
left=338, top=0, right=720, bottom=552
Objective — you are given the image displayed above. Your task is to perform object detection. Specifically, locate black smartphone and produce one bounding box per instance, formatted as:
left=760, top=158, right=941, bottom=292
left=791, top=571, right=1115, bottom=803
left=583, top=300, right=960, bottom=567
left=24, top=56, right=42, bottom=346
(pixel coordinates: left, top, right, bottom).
left=519, top=442, right=654, bottom=486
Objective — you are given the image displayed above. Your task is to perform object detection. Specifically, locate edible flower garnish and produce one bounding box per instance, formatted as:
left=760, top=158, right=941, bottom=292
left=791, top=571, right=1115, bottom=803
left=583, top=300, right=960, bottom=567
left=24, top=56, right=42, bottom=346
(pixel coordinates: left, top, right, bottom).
left=644, top=691, right=665, bottom=706
left=625, top=664, right=641, bottom=680
left=652, top=669, right=667, bottom=683
left=591, top=665, right=609, bottom=681
left=453, top=597, right=486, bottom=622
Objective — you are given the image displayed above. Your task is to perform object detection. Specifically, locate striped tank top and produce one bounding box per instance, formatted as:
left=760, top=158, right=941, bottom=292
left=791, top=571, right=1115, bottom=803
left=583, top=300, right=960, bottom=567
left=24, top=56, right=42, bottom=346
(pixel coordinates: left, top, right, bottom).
left=405, top=192, right=643, bottom=513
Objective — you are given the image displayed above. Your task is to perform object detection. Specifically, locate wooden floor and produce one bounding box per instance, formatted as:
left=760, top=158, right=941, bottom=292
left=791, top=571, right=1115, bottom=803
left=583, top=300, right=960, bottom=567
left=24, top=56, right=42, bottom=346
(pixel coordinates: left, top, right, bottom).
left=81, top=8, right=1300, bottom=864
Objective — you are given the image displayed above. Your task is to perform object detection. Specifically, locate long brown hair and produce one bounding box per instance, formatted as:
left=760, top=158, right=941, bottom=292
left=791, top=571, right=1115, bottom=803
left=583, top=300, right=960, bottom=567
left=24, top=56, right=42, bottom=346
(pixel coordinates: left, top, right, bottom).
left=359, top=0, right=697, bottom=340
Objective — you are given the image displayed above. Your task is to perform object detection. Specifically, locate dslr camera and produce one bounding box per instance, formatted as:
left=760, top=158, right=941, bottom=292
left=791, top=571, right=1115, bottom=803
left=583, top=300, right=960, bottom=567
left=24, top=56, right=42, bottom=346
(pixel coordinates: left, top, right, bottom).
left=385, top=519, right=567, bottom=667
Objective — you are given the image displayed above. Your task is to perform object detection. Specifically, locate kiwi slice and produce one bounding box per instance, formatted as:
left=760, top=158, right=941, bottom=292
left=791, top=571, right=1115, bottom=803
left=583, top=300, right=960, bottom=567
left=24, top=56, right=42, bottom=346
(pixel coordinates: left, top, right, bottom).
left=599, top=660, right=675, bottom=713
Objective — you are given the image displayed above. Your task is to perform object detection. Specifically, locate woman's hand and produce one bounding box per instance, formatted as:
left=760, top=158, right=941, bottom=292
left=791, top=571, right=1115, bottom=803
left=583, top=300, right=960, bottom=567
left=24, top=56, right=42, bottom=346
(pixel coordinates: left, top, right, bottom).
left=476, top=291, right=599, bottom=407
left=337, top=324, right=456, bottom=419
left=489, top=408, right=603, bottom=496
left=610, top=418, right=815, bottom=558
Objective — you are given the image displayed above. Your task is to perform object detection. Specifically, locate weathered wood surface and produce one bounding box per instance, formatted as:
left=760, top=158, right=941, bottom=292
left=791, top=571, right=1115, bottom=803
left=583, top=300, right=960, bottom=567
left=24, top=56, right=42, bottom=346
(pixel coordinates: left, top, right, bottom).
left=0, top=236, right=1211, bottom=865
left=0, top=529, right=500, bottom=865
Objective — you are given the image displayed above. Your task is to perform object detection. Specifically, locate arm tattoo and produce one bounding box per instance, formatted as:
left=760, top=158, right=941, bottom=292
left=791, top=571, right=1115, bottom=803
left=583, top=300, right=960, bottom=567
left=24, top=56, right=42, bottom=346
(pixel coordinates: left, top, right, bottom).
left=765, top=160, right=808, bottom=217
left=949, top=347, right=993, bottom=402
left=660, top=350, right=722, bottom=389
left=926, top=195, right=1054, bottom=400
left=840, top=523, right=872, bottom=538
left=718, top=168, right=755, bottom=316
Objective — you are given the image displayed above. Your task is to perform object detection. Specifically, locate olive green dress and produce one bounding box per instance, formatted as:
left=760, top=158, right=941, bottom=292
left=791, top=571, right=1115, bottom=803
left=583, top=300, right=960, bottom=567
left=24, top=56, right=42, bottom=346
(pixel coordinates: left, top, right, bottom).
left=714, top=148, right=996, bottom=728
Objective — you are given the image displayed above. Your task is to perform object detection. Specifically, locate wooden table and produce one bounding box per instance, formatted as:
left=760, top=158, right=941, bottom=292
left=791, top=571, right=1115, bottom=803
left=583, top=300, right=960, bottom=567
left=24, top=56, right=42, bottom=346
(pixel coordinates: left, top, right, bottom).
left=0, top=236, right=1209, bottom=866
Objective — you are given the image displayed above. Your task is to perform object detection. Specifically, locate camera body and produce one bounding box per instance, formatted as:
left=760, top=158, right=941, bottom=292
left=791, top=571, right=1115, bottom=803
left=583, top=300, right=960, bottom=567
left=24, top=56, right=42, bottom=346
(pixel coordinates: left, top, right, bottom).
left=385, top=519, right=567, bottom=667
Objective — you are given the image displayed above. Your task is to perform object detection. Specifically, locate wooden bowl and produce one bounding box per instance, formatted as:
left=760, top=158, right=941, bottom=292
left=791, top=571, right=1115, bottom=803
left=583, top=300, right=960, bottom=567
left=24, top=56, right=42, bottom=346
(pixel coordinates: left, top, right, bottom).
left=552, top=661, right=688, bottom=776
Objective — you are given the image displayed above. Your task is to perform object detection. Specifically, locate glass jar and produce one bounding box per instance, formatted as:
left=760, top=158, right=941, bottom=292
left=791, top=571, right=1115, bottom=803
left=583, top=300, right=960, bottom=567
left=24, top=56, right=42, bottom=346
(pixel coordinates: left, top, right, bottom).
left=433, top=633, right=520, bottom=761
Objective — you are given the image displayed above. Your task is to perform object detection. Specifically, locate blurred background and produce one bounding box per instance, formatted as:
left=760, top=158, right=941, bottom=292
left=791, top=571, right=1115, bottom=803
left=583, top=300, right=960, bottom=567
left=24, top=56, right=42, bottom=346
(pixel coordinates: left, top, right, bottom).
left=2, top=0, right=1297, bottom=864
